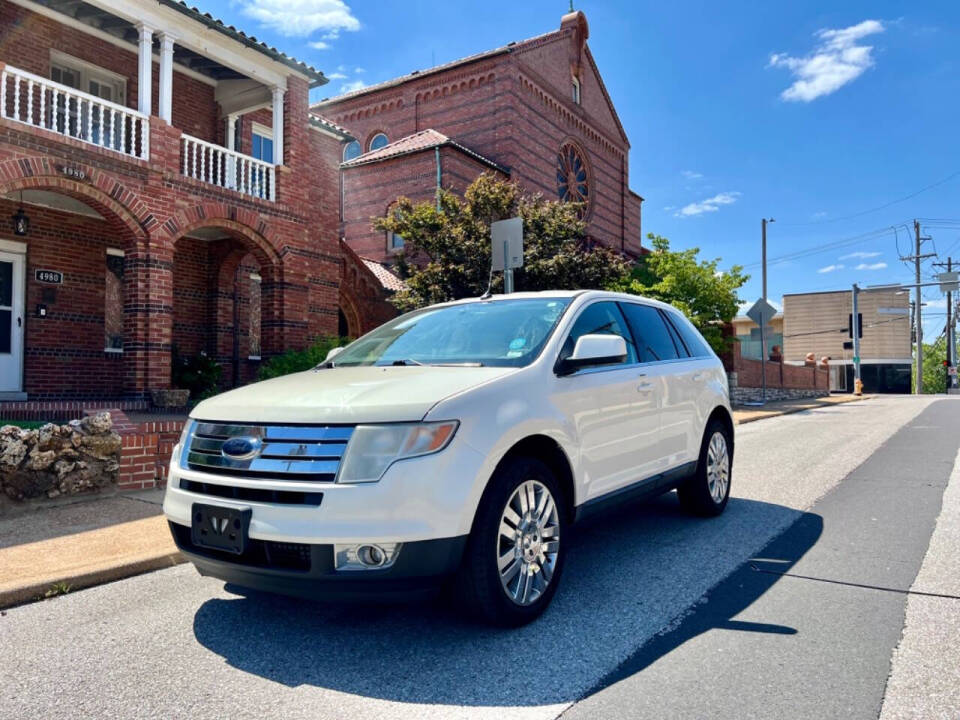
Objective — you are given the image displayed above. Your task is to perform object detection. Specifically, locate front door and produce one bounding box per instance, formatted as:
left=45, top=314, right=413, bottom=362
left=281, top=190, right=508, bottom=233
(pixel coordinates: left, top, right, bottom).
left=0, top=250, right=25, bottom=393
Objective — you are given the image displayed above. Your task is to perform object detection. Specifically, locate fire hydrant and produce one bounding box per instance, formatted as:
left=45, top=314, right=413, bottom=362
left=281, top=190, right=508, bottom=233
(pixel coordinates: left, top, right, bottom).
left=854, top=378, right=863, bottom=396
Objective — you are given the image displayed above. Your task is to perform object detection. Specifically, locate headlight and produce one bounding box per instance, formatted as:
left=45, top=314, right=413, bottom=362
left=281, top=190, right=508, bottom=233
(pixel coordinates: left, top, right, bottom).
left=336, top=420, right=459, bottom=483
left=176, top=420, right=197, bottom=469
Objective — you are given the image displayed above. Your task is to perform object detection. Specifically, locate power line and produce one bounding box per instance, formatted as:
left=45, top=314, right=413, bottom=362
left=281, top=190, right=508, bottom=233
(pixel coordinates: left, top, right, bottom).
left=742, top=225, right=900, bottom=269
left=777, top=170, right=960, bottom=227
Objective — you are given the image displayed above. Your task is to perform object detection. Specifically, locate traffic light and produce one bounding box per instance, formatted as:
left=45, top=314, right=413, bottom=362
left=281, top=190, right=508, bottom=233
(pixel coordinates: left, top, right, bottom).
left=848, top=313, right=863, bottom=339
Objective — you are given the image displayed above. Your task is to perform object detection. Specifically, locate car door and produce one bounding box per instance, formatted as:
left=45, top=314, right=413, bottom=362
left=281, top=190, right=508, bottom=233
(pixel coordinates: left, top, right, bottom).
left=664, top=310, right=721, bottom=467
left=551, top=300, right=661, bottom=502
left=619, top=302, right=695, bottom=473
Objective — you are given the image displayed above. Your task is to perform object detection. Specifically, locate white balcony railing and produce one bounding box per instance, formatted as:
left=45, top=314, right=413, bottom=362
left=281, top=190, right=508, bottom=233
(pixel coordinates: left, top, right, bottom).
left=181, top=134, right=275, bottom=202
left=0, top=65, right=148, bottom=160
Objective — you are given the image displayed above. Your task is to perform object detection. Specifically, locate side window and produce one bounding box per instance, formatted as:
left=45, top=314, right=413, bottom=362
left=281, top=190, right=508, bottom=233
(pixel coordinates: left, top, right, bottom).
left=619, top=303, right=680, bottom=363
left=661, top=310, right=689, bottom=358
left=559, top=301, right=637, bottom=366
left=668, top=312, right=714, bottom=357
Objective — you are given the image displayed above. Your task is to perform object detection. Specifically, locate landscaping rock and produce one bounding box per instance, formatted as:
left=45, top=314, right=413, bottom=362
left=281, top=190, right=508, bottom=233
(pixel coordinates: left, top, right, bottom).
left=0, top=415, right=122, bottom=504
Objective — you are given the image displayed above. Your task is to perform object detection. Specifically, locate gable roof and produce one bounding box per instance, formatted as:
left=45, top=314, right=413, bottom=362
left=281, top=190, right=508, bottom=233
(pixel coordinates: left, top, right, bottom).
left=361, top=259, right=406, bottom=292
left=340, top=129, right=508, bottom=173
left=158, top=0, right=327, bottom=86
left=309, top=113, right=354, bottom=140
left=312, top=29, right=557, bottom=106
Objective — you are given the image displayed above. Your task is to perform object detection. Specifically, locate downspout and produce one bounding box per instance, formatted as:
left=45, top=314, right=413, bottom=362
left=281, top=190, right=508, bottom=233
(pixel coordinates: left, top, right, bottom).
left=435, top=146, right=442, bottom=211
left=620, top=154, right=625, bottom=254
left=232, top=263, right=241, bottom=387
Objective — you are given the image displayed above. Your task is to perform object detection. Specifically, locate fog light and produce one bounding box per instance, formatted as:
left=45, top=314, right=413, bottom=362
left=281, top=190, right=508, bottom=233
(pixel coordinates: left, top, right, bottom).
left=334, top=542, right=401, bottom=571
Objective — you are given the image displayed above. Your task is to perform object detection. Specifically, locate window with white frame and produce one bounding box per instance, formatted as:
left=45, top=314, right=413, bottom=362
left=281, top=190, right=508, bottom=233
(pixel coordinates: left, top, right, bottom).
left=571, top=76, right=581, bottom=105
left=343, top=140, right=362, bottom=162
left=251, top=123, right=274, bottom=163
left=369, top=132, right=389, bottom=151
left=50, top=51, right=126, bottom=145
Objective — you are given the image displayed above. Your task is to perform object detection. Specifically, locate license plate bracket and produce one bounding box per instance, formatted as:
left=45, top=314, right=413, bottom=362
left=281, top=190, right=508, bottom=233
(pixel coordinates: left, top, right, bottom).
left=191, top=503, right=251, bottom=555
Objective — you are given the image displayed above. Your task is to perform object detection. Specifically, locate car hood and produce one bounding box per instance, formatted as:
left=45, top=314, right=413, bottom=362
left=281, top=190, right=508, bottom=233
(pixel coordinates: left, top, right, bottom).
left=191, top=365, right=516, bottom=424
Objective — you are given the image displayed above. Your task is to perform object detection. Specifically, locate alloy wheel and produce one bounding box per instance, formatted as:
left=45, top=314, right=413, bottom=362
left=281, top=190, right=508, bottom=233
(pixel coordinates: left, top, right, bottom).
left=496, top=480, right=561, bottom=606
left=706, top=431, right=730, bottom=503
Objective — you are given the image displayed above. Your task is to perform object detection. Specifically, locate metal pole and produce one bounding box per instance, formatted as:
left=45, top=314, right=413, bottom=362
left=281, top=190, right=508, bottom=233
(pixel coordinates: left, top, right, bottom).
left=915, top=220, right=923, bottom=394
left=503, top=239, right=514, bottom=294
left=947, top=258, right=954, bottom=389
left=852, top=283, right=862, bottom=394
left=760, top=218, right=769, bottom=404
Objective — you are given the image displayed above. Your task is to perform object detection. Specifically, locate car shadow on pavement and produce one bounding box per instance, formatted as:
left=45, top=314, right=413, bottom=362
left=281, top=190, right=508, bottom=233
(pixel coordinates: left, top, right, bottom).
left=192, top=493, right=822, bottom=708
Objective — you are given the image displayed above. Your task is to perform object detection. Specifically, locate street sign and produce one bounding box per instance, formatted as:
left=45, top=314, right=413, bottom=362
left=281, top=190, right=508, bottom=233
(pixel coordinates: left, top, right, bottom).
left=937, top=271, right=959, bottom=293
left=746, top=297, right=778, bottom=327
left=950, top=366, right=958, bottom=376
left=491, top=217, right=523, bottom=271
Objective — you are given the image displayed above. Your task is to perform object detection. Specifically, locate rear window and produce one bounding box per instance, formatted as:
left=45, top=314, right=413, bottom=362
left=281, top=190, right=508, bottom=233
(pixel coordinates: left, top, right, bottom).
left=667, top=312, right=714, bottom=357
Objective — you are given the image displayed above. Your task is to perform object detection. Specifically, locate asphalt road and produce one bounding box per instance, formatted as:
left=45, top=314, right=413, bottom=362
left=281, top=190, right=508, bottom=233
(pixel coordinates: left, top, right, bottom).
left=1, top=395, right=956, bottom=720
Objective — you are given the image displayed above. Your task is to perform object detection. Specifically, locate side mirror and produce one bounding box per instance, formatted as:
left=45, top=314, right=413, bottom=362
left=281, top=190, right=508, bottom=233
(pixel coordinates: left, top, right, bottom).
left=324, top=346, right=345, bottom=363
left=556, top=334, right=627, bottom=376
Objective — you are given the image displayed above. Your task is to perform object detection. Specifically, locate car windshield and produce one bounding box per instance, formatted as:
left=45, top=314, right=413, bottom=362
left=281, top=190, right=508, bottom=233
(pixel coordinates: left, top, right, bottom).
left=330, top=297, right=573, bottom=368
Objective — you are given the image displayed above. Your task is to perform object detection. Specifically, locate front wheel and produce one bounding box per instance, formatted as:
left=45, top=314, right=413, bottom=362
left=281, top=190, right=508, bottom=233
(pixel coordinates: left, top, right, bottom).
left=677, top=420, right=732, bottom=517
left=455, top=456, right=567, bottom=627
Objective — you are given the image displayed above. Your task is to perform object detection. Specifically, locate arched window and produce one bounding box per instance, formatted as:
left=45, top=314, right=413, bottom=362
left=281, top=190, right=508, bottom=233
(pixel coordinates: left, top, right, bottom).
left=387, top=230, right=404, bottom=253
left=369, top=133, right=389, bottom=151
left=343, top=140, right=361, bottom=162
left=557, top=142, right=589, bottom=217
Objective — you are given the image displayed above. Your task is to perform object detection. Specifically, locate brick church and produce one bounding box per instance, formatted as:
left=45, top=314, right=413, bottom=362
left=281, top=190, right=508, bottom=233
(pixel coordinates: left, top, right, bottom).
left=315, top=9, right=644, bottom=335
left=0, top=1, right=641, bottom=414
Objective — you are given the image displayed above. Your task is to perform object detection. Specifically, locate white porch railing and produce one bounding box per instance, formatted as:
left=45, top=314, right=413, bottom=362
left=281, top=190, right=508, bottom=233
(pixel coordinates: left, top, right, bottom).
left=181, top=134, right=275, bottom=202
left=0, top=65, right=148, bottom=160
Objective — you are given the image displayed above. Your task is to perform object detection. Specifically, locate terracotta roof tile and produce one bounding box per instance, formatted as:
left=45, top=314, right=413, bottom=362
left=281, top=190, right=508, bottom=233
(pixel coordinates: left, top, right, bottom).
left=341, top=129, right=507, bottom=172
left=361, top=259, right=406, bottom=292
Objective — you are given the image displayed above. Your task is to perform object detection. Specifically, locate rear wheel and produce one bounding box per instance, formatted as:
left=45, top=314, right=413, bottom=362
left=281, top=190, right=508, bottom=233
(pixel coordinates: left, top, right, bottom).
left=678, top=420, right=732, bottom=517
left=455, top=456, right=566, bottom=627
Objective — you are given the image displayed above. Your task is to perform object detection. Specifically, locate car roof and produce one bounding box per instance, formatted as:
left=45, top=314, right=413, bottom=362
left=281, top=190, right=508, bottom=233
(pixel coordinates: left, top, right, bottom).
left=433, top=290, right=678, bottom=312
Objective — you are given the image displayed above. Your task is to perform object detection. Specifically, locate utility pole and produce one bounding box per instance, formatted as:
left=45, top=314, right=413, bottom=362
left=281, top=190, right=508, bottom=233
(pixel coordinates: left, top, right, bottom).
left=852, top=283, right=862, bottom=394
left=760, top=218, right=774, bottom=403
left=902, top=220, right=936, bottom=394
left=933, top=256, right=957, bottom=390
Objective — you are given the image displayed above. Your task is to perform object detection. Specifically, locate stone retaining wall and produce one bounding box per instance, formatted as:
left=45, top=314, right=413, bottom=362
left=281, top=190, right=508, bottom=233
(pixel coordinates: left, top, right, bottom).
left=731, top=386, right=829, bottom=405
left=0, top=412, right=121, bottom=506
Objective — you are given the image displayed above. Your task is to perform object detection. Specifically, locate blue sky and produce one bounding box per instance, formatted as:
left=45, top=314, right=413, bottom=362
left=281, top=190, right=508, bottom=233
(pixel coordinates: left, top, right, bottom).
left=203, top=0, right=958, bottom=335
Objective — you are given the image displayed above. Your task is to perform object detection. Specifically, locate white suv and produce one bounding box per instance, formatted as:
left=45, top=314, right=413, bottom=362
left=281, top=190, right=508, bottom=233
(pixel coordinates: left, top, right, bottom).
left=163, top=290, right=733, bottom=626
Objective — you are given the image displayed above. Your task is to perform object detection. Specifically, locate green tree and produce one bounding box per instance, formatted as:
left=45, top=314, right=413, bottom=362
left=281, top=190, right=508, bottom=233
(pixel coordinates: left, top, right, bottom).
left=913, top=336, right=949, bottom=394
left=374, top=174, right=631, bottom=312
left=612, top=233, right=748, bottom=354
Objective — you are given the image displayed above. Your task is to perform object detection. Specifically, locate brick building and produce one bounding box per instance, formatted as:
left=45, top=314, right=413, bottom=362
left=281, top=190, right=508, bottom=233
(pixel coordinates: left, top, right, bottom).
left=313, top=10, right=644, bottom=334
left=0, top=0, right=363, bottom=404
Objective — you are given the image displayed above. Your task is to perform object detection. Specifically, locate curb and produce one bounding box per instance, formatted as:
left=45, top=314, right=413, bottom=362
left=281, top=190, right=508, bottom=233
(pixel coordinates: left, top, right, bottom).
left=734, top=395, right=872, bottom=426
left=0, top=551, right=185, bottom=611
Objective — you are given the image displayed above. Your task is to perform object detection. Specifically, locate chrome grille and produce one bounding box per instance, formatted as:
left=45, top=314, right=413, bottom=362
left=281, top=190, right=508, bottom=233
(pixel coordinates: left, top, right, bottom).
left=185, top=422, right=354, bottom=482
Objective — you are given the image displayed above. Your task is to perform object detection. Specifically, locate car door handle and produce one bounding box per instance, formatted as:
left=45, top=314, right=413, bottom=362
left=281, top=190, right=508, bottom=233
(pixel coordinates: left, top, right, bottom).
left=637, top=381, right=653, bottom=393
left=692, top=372, right=706, bottom=381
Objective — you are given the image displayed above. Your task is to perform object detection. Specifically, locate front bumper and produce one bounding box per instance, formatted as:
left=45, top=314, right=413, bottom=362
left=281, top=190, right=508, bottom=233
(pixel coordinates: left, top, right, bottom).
left=169, top=521, right=467, bottom=601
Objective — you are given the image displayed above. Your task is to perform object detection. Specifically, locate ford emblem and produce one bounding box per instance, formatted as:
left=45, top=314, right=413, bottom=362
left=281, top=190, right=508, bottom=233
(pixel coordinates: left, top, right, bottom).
left=221, top=436, right=262, bottom=461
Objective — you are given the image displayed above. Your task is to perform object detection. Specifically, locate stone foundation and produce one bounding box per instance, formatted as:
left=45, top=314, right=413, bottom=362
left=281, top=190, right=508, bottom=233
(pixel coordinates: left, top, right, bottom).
left=731, top=387, right=829, bottom=405
left=0, top=412, right=121, bottom=507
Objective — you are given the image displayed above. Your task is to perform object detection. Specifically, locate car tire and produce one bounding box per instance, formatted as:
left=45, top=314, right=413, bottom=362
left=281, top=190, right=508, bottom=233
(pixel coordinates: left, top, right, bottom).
left=677, top=419, right=732, bottom=517
left=455, top=456, right=567, bottom=627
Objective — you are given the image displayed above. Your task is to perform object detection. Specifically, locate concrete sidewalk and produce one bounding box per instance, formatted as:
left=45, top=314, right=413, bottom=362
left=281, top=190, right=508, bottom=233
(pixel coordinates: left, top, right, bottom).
left=733, top=393, right=871, bottom=424
left=0, top=490, right=182, bottom=609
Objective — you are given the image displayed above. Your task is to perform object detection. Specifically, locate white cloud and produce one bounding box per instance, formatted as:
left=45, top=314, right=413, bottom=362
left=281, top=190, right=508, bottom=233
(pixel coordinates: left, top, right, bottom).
left=682, top=170, right=703, bottom=180
left=768, top=20, right=884, bottom=102
left=239, top=0, right=360, bottom=38
left=341, top=80, right=367, bottom=93
left=840, top=250, right=882, bottom=260
left=812, top=210, right=828, bottom=219
left=308, top=41, right=330, bottom=50
left=675, top=192, right=741, bottom=217
left=326, top=72, right=347, bottom=80
left=355, top=67, right=366, bottom=74
left=856, top=261, right=887, bottom=270
left=818, top=263, right=845, bottom=273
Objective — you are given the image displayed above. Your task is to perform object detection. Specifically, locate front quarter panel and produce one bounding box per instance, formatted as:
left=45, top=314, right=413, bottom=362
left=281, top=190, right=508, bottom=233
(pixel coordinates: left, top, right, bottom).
left=425, top=365, right=584, bottom=525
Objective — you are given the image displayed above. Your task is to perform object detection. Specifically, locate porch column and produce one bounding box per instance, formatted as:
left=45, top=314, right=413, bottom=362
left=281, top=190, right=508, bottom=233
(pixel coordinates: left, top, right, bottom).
left=158, top=32, right=176, bottom=123
left=136, top=24, right=154, bottom=115
left=271, top=86, right=284, bottom=166
left=225, top=113, right=237, bottom=188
